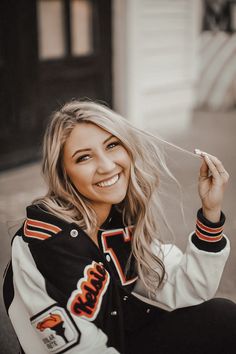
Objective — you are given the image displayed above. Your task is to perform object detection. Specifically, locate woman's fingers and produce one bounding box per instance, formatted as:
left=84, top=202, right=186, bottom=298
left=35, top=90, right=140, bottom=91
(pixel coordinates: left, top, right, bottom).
left=203, top=154, right=229, bottom=182
left=195, top=150, right=229, bottom=215
left=203, top=155, right=221, bottom=179
left=195, top=149, right=229, bottom=183
left=199, top=158, right=209, bottom=178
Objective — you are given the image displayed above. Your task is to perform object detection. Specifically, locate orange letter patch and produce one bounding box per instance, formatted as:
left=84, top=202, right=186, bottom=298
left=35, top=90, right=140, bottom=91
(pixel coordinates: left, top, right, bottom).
left=68, top=262, right=110, bottom=321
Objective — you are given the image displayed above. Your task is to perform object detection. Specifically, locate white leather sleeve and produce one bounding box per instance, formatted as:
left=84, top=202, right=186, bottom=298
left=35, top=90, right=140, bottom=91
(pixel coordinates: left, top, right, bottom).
left=133, top=232, right=230, bottom=311
left=10, top=236, right=119, bottom=354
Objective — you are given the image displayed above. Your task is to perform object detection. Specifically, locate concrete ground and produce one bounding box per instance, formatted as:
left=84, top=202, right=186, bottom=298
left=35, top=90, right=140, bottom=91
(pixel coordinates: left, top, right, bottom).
left=0, top=109, right=236, bottom=353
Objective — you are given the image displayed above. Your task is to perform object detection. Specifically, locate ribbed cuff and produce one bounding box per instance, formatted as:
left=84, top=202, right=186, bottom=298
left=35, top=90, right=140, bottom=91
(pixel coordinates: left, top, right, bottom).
left=192, top=208, right=226, bottom=252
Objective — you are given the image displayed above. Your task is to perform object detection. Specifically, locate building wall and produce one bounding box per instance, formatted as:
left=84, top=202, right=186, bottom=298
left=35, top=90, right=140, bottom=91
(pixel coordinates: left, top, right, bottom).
left=195, top=30, right=236, bottom=111
left=113, top=0, right=202, bottom=136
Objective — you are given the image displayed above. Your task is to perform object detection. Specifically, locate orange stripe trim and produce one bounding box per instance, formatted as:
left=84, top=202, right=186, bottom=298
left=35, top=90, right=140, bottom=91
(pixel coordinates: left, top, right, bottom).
left=24, top=222, right=51, bottom=240
left=195, top=229, right=223, bottom=242
left=196, top=219, right=223, bottom=234
left=26, top=218, right=61, bottom=234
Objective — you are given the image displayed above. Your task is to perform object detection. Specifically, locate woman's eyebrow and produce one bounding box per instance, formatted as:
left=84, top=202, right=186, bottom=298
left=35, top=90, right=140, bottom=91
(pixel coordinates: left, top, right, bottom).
left=71, top=134, right=114, bottom=158
left=72, top=148, right=91, bottom=158
left=103, top=134, right=114, bottom=144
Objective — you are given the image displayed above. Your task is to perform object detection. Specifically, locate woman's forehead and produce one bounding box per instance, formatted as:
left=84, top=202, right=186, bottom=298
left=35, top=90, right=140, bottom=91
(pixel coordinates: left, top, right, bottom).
left=72, top=122, right=112, bottom=140
left=64, top=122, right=115, bottom=154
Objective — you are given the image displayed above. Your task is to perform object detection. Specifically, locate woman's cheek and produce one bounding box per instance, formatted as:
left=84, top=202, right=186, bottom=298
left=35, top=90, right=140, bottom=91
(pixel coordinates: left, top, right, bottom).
left=74, top=165, right=95, bottom=185
left=115, top=147, right=130, bottom=162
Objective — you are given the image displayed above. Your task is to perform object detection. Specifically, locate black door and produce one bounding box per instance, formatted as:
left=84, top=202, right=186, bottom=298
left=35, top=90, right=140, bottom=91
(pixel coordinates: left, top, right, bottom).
left=0, top=0, right=112, bottom=170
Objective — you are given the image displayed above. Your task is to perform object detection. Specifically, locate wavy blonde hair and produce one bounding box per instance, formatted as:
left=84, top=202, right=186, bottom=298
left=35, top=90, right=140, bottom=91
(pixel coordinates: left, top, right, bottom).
left=35, top=100, right=181, bottom=294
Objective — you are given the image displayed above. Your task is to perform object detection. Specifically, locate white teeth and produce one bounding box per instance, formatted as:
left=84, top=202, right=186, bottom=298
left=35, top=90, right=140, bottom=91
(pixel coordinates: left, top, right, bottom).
left=96, top=174, right=119, bottom=187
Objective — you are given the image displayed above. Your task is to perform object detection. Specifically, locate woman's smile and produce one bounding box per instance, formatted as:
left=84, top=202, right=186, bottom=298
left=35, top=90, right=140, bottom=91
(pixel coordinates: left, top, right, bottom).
left=63, top=123, right=131, bottom=222
left=95, top=173, right=120, bottom=188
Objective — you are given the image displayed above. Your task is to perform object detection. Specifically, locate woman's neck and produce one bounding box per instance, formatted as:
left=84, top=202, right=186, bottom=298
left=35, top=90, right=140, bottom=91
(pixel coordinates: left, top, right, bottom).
left=92, top=203, right=112, bottom=227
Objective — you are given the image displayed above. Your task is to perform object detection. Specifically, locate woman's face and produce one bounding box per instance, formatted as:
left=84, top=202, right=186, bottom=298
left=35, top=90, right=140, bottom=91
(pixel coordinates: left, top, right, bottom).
left=63, top=123, right=131, bottom=216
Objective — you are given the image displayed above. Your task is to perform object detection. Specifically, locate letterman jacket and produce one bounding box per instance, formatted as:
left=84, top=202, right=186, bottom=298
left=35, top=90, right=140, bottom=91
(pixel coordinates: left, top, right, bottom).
left=3, top=205, right=230, bottom=354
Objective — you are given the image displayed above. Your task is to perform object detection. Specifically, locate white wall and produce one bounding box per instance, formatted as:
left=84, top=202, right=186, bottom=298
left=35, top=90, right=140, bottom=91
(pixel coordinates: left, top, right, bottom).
left=113, top=0, right=201, bottom=136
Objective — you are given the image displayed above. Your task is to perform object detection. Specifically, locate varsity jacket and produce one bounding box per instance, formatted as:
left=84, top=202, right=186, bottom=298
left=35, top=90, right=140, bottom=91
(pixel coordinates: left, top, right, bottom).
left=3, top=205, right=229, bottom=354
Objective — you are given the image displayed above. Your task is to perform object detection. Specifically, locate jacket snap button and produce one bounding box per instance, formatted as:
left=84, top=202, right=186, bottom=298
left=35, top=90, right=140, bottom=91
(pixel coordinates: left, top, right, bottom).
left=70, top=229, right=79, bottom=237
left=106, top=255, right=111, bottom=262
left=146, top=308, right=151, bottom=313
left=123, top=295, right=128, bottom=301
left=111, top=310, right=117, bottom=316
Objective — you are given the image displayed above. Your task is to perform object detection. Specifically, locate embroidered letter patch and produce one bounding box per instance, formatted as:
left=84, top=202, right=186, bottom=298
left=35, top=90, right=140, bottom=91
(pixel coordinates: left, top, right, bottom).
left=31, top=305, right=80, bottom=353
left=68, top=261, right=110, bottom=321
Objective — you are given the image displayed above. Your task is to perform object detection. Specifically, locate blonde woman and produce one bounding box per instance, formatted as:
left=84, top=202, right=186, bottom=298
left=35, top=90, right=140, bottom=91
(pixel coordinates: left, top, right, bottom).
left=3, top=100, right=236, bottom=354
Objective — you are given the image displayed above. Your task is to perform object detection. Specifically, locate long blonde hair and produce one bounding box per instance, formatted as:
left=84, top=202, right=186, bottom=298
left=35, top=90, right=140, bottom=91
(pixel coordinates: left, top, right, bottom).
left=35, top=100, right=182, bottom=294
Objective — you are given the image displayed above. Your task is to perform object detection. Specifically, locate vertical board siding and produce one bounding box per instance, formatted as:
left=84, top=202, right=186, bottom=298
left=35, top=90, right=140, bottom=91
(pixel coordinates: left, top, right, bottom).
left=196, top=31, right=236, bottom=110
left=126, top=0, right=198, bottom=133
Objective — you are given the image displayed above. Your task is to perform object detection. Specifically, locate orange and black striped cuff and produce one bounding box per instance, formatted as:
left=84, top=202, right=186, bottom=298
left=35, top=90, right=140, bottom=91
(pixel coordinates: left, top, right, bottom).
left=192, top=208, right=226, bottom=252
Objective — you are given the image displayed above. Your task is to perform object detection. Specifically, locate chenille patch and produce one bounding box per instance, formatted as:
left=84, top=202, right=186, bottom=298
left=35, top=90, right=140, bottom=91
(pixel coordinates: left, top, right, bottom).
left=24, top=218, right=62, bottom=241
left=67, top=261, right=110, bottom=321
left=31, top=304, right=80, bottom=353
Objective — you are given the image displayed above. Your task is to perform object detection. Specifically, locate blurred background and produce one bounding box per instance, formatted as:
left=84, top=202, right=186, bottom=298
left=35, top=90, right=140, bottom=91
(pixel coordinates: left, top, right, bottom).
left=1, top=0, right=236, bottom=352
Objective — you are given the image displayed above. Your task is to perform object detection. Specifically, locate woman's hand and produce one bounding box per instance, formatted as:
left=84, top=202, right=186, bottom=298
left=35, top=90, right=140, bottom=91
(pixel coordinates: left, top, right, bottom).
left=195, top=150, right=229, bottom=223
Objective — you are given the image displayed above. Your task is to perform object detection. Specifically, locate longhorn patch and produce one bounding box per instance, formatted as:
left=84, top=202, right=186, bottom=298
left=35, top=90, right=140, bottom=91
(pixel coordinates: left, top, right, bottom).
left=68, top=261, right=110, bottom=321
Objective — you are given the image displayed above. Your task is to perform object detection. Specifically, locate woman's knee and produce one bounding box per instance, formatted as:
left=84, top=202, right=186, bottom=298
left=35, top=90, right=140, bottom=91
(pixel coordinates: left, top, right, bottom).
left=162, top=297, right=236, bottom=341
left=200, top=297, right=236, bottom=319
left=163, top=298, right=236, bottom=353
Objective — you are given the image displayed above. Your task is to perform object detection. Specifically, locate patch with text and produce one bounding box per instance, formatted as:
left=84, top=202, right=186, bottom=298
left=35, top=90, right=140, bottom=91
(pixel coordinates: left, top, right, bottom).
left=68, top=261, right=110, bottom=321
left=31, top=304, right=80, bottom=353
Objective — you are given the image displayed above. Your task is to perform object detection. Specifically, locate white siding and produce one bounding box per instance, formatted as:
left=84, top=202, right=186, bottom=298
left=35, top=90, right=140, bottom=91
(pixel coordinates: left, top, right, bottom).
left=196, top=31, right=236, bottom=110
left=113, top=0, right=201, bottom=135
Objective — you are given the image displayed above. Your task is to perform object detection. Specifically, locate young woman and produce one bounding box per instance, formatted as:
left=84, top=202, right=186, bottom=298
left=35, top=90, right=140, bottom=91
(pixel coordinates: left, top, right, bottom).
left=3, top=100, right=236, bottom=354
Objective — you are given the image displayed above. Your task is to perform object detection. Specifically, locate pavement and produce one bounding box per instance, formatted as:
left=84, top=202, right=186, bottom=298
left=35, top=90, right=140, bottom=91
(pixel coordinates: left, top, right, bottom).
left=0, top=163, right=47, bottom=353
left=0, top=109, right=236, bottom=353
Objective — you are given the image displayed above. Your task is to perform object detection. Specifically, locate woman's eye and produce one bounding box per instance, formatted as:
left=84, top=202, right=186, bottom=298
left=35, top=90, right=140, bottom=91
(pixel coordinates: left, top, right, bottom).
left=76, top=155, right=90, bottom=163
left=107, top=141, right=120, bottom=149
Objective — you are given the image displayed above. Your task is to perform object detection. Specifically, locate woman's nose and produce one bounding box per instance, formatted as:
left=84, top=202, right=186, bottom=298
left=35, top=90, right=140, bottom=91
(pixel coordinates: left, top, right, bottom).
left=96, top=154, right=116, bottom=174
